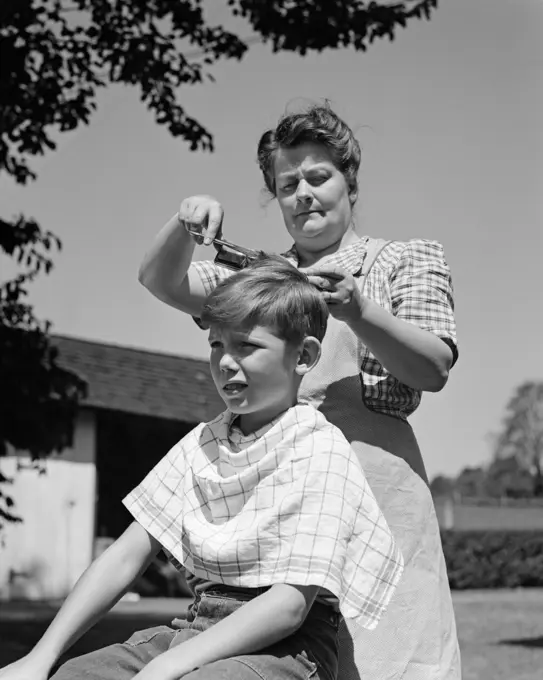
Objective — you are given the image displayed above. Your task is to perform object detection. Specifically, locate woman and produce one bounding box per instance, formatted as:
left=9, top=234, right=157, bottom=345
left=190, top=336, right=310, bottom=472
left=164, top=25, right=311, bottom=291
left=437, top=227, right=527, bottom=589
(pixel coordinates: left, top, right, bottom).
left=139, top=104, right=461, bottom=679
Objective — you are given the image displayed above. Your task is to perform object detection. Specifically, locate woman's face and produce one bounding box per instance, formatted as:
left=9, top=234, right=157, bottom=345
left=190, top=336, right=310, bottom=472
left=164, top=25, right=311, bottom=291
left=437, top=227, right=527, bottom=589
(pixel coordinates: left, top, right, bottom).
left=273, top=142, right=356, bottom=253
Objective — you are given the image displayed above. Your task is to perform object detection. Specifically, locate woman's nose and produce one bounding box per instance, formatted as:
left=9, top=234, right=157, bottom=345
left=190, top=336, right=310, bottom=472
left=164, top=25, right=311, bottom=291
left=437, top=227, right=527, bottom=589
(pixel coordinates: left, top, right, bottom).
left=296, top=179, right=312, bottom=202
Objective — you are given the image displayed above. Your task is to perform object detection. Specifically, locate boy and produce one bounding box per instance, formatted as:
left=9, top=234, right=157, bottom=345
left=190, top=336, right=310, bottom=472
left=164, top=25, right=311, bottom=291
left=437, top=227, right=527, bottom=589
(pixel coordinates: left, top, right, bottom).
left=0, top=257, right=403, bottom=680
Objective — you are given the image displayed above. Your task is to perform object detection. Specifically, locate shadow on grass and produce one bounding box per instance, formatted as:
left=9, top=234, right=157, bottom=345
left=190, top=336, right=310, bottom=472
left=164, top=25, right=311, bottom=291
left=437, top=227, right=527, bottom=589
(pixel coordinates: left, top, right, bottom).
left=498, top=636, right=543, bottom=649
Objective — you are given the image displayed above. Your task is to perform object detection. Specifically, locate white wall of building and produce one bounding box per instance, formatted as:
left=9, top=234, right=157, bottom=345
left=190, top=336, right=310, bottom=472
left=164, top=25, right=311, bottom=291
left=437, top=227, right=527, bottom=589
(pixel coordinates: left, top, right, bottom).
left=0, top=410, right=97, bottom=600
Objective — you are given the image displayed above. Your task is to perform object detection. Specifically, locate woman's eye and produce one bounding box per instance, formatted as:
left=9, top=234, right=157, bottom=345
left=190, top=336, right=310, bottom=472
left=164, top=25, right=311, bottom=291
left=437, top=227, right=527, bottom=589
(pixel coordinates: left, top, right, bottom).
left=308, top=175, right=327, bottom=185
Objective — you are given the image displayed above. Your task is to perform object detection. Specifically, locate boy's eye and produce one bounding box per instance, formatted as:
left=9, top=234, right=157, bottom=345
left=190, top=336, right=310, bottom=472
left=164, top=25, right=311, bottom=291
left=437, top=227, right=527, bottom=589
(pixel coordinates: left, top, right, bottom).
left=209, top=341, right=222, bottom=349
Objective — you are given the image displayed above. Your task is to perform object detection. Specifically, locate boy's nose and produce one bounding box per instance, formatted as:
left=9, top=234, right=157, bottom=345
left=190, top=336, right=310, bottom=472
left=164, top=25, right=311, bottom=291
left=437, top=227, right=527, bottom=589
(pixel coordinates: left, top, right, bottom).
left=219, top=353, right=239, bottom=372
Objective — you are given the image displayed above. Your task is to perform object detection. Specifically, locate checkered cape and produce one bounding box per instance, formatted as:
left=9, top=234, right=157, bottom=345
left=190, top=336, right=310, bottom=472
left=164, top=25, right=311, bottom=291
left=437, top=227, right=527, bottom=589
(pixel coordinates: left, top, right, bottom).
left=192, top=237, right=457, bottom=420
left=124, top=404, right=403, bottom=630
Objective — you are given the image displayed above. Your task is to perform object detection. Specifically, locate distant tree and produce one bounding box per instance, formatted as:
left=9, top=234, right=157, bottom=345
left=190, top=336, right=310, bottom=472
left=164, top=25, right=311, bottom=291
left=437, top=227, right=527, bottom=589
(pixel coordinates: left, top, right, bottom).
left=454, top=466, right=486, bottom=499
left=0, top=0, right=438, bottom=526
left=493, top=382, right=543, bottom=496
left=429, top=474, right=455, bottom=497
left=438, top=383, right=543, bottom=504
left=484, top=455, right=535, bottom=499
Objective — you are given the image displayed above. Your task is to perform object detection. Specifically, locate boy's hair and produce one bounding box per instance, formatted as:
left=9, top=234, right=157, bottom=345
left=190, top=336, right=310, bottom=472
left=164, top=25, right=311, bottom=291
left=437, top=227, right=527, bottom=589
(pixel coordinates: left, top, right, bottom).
left=200, top=255, right=328, bottom=345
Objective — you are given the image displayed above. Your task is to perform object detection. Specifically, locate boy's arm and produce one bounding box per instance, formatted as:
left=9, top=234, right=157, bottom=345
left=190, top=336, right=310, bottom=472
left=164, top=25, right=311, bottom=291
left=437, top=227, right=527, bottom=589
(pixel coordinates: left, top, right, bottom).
left=0, top=522, right=161, bottom=679
left=135, top=583, right=320, bottom=680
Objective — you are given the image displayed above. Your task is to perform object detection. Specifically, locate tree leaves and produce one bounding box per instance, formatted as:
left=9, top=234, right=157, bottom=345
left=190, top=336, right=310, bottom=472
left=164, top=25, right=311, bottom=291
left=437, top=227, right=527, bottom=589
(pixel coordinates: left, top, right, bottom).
left=1, top=1, right=437, bottom=183
left=1, top=0, right=249, bottom=181
left=0, top=325, right=87, bottom=460
left=0, top=220, right=87, bottom=454
left=227, top=1, right=437, bottom=55
left=494, top=381, right=543, bottom=491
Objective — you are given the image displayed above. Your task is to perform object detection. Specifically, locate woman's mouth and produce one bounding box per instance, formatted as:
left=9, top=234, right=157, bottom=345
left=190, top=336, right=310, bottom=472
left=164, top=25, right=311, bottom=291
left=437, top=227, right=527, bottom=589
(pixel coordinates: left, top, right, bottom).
left=295, top=210, right=325, bottom=223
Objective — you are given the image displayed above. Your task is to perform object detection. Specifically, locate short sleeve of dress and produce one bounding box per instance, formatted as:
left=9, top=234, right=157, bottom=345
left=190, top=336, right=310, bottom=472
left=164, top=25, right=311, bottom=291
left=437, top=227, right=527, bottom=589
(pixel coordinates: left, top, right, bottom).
left=389, top=240, right=458, bottom=365
left=190, top=260, right=234, bottom=329
left=190, top=260, right=233, bottom=296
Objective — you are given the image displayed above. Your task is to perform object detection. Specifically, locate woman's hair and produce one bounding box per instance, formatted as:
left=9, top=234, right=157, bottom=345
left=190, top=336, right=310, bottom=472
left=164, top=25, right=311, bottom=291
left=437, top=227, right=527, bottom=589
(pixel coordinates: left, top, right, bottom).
left=200, top=254, right=328, bottom=345
left=257, top=102, right=361, bottom=201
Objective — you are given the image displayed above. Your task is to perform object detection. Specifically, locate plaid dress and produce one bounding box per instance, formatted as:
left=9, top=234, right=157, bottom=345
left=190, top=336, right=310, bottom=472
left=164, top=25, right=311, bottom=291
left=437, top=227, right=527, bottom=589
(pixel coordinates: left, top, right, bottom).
left=124, top=403, right=404, bottom=630
left=190, top=237, right=462, bottom=679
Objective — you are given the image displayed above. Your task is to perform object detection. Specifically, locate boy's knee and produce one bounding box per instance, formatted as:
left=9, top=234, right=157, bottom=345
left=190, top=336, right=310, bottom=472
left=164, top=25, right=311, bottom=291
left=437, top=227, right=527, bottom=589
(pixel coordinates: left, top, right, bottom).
left=50, top=656, right=89, bottom=679
left=50, top=627, right=177, bottom=680
left=186, top=658, right=258, bottom=680
left=186, top=655, right=318, bottom=680
left=49, top=643, right=135, bottom=680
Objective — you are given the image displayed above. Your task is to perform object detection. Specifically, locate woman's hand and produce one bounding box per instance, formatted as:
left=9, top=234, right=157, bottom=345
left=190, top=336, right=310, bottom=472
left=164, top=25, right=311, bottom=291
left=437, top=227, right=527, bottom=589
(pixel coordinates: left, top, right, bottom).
left=178, top=195, right=224, bottom=246
left=303, top=266, right=364, bottom=326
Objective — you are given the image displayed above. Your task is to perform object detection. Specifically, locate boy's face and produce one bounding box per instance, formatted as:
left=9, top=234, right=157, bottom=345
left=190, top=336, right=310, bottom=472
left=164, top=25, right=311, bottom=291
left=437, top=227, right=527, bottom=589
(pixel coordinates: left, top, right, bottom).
left=208, top=324, right=302, bottom=433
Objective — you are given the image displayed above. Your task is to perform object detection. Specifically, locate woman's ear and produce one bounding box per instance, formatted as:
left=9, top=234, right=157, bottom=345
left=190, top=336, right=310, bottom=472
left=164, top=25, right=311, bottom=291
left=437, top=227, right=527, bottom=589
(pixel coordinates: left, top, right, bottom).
left=295, top=337, right=321, bottom=376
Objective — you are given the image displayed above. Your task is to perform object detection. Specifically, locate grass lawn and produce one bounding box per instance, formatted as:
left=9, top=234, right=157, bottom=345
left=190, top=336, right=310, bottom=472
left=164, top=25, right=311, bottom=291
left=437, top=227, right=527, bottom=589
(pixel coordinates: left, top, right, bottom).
left=453, top=589, right=543, bottom=680
left=1, top=590, right=543, bottom=678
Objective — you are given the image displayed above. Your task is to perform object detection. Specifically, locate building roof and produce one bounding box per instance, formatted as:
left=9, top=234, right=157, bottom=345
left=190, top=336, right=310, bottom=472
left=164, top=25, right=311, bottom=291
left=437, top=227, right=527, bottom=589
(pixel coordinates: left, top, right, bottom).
left=52, top=335, right=224, bottom=423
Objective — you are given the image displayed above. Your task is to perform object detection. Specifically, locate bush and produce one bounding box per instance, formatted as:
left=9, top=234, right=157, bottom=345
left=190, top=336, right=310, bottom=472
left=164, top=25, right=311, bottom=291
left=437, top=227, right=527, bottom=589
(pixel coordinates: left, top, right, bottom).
left=441, top=531, right=543, bottom=589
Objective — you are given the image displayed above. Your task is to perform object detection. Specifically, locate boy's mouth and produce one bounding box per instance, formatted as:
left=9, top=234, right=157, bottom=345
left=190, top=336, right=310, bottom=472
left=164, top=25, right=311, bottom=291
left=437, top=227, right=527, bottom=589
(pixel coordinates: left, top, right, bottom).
left=222, top=381, right=248, bottom=396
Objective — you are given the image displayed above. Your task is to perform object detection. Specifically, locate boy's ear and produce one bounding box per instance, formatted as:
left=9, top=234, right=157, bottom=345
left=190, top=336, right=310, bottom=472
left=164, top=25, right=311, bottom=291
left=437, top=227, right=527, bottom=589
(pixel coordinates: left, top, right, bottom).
left=349, top=187, right=358, bottom=206
left=295, top=337, right=321, bottom=376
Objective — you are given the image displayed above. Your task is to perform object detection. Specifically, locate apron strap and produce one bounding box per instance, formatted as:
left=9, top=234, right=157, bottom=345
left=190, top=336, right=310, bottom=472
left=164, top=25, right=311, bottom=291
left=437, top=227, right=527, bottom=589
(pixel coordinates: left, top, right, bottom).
left=360, top=238, right=393, bottom=294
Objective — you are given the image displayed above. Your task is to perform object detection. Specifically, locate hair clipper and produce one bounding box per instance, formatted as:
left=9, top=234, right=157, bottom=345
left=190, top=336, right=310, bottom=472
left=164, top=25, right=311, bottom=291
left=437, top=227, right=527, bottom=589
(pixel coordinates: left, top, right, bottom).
left=187, top=229, right=261, bottom=271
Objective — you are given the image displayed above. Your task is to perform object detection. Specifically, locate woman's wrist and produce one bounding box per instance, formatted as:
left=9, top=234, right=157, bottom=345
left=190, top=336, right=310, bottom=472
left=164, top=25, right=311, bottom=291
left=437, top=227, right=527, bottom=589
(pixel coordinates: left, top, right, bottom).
left=343, top=291, right=369, bottom=331
left=174, top=210, right=187, bottom=231
left=173, top=211, right=196, bottom=243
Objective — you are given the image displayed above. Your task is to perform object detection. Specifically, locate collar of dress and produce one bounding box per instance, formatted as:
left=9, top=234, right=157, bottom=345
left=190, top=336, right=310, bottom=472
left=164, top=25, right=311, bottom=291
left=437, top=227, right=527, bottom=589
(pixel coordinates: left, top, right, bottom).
left=281, top=236, right=370, bottom=277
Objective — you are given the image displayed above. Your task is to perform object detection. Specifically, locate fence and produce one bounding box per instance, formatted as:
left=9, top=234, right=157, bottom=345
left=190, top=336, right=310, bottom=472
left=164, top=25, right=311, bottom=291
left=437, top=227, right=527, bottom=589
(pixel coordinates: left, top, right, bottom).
left=434, top=496, right=543, bottom=531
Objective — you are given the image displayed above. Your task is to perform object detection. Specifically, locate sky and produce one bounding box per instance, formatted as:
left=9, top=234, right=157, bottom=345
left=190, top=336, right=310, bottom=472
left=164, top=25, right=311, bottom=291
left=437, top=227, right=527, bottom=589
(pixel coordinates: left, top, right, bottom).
left=2, top=0, right=542, bottom=479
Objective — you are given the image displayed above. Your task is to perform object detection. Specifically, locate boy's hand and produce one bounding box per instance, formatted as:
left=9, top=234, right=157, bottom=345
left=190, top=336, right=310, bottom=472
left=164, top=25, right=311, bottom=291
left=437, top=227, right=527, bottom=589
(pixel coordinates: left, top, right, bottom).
left=133, top=655, right=194, bottom=680
left=178, top=195, right=224, bottom=247
left=302, top=265, right=364, bottom=326
left=0, top=654, right=50, bottom=680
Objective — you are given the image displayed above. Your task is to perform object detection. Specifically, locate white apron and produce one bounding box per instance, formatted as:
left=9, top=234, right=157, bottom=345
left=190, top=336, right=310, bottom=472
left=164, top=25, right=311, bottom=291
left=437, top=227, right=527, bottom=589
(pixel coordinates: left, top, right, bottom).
left=298, top=307, right=461, bottom=679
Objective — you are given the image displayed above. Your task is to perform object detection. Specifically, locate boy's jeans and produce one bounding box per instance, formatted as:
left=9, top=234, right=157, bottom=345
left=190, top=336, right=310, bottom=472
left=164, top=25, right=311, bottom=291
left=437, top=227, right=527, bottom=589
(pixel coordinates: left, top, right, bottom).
left=50, top=588, right=340, bottom=680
